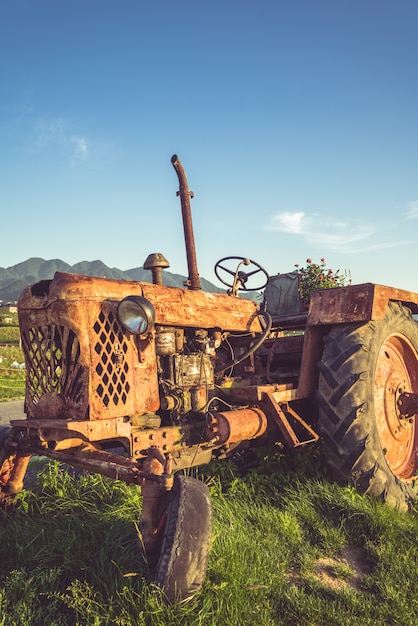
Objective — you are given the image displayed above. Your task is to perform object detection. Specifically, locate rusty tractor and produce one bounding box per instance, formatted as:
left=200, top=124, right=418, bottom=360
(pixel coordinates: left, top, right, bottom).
left=1, top=155, right=417, bottom=601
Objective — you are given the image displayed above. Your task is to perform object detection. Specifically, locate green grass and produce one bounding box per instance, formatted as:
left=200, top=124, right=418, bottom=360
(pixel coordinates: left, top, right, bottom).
left=0, top=446, right=417, bottom=625
left=0, top=326, right=20, bottom=343
left=0, top=325, right=25, bottom=402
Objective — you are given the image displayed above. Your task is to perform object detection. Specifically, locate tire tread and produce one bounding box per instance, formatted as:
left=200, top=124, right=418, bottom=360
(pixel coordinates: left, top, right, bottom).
left=318, top=302, right=418, bottom=511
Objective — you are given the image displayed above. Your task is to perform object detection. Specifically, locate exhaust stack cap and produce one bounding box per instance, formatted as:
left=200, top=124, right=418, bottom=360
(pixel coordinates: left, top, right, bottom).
left=143, top=253, right=170, bottom=270
left=143, top=253, right=170, bottom=286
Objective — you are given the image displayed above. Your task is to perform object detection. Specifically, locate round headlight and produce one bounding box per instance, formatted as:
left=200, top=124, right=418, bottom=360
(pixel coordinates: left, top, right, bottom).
left=117, top=296, right=155, bottom=335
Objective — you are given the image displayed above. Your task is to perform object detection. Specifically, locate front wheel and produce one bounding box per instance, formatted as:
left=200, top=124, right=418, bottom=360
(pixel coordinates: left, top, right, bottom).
left=317, top=302, right=418, bottom=511
left=154, top=473, right=212, bottom=602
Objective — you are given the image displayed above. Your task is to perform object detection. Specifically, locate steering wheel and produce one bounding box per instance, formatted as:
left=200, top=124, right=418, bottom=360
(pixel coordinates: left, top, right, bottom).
left=214, top=256, right=269, bottom=292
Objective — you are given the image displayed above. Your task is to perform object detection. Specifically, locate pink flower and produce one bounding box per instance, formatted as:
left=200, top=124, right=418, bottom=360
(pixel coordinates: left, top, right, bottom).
left=294, top=263, right=299, bottom=268
left=306, top=258, right=312, bottom=264
left=328, top=269, right=333, bottom=274
left=321, top=258, right=325, bottom=263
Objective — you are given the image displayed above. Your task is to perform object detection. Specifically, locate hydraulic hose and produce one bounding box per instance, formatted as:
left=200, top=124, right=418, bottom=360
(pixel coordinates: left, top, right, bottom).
left=214, top=309, right=272, bottom=375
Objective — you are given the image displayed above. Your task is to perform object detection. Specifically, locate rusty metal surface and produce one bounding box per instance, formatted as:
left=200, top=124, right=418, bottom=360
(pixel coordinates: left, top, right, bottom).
left=302, top=283, right=418, bottom=400
left=143, top=253, right=170, bottom=286
left=5, top=454, right=31, bottom=494
left=9, top=416, right=210, bottom=465
left=18, top=271, right=261, bottom=422
left=226, top=382, right=297, bottom=403
left=140, top=453, right=172, bottom=560
left=307, top=283, right=375, bottom=325
left=171, top=154, right=201, bottom=291
left=10, top=417, right=132, bottom=440
left=140, top=282, right=262, bottom=332
left=308, top=283, right=418, bottom=325
left=20, top=272, right=261, bottom=332
left=262, top=393, right=319, bottom=447
left=132, top=423, right=187, bottom=457
left=204, top=408, right=267, bottom=445
left=18, top=283, right=160, bottom=420
left=13, top=442, right=174, bottom=488
left=374, top=331, right=418, bottom=479
left=297, top=325, right=329, bottom=399
left=371, top=284, right=418, bottom=318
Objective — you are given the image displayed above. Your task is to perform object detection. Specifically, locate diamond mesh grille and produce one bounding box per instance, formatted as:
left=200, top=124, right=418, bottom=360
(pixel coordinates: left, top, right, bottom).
left=21, top=325, right=84, bottom=406
left=93, top=309, right=130, bottom=408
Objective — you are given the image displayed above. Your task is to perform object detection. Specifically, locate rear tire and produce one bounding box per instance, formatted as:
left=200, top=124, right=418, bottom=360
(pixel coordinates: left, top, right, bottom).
left=154, top=473, right=212, bottom=602
left=317, top=302, right=418, bottom=511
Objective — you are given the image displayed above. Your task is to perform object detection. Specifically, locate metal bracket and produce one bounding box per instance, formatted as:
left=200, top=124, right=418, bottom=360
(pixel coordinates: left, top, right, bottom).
left=262, top=392, right=319, bottom=447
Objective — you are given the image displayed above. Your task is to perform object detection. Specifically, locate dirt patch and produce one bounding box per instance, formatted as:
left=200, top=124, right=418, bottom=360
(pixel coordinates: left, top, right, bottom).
left=312, top=546, right=369, bottom=591
left=286, top=546, right=369, bottom=592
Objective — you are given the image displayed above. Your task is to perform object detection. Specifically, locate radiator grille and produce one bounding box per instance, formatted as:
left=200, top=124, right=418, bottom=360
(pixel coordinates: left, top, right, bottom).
left=93, top=309, right=130, bottom=407
left=21, top=325, right=84, bottom=407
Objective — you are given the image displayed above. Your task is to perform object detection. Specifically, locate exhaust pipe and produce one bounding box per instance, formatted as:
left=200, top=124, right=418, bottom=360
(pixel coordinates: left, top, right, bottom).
left=171, top=154, right=201, bottom=290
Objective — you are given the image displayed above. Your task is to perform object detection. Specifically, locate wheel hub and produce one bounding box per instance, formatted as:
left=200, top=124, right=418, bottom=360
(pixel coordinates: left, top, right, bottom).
left=375, top=333, right=418, bottom=479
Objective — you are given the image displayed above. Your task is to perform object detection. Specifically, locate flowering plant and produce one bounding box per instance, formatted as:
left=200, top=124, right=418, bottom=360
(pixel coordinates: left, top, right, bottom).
left=295, top=258, right=350, bottom=305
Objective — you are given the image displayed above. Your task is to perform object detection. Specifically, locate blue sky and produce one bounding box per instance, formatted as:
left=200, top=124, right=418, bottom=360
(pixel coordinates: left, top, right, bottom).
left=1, top=1, right=418, bottom=291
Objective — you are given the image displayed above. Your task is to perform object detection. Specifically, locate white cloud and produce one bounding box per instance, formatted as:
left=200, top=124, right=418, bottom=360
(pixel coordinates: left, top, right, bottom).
left=35, top=118, right=67, bottom=145
left=406, top=200, right=418, bottom=219
left=306, top=219, right=374, bottom=250
left=34, top=118, right=89, bottom=166
left=270, top=211, right=306, bottom=233
left=70, top=135, right=88, bottom=164
left=265, top=210, right=384, bottom=253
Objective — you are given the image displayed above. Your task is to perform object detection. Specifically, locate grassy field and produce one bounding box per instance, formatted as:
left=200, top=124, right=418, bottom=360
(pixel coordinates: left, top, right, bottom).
left=0, top=324, right=25, bottom=402
left=0, top=445, right=417, bottom=625
left=0, top=321, right=417, bottom=624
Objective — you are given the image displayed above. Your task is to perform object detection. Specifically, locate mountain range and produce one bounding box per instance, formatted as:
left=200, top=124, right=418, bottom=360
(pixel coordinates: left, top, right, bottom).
left=0, top=257, right=223, bottom=302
